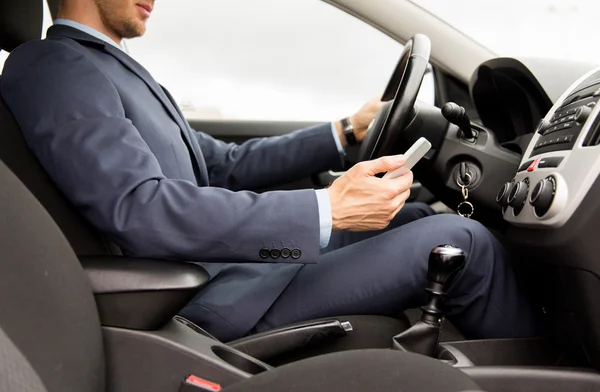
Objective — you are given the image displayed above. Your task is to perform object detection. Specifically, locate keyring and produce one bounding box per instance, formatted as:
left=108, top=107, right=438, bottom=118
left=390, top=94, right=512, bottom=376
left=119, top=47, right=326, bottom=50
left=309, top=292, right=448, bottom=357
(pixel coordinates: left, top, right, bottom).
left=457, top=201, right=474, bottom=218
left=456, top=172, right=472, bottom=188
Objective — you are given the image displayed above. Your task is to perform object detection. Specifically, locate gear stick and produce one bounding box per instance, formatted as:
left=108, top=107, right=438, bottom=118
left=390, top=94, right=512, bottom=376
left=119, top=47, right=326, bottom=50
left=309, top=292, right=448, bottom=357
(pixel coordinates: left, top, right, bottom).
left=392, top=245, right=466, bottom=357
left=441, top=102, right=476, bottom=140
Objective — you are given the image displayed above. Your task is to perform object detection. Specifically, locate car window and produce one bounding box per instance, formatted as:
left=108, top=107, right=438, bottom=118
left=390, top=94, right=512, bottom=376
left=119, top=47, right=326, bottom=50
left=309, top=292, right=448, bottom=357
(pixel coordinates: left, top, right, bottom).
left=0, top=2, right=53, bottom=73
left=125, top=0, right=435, bottom=122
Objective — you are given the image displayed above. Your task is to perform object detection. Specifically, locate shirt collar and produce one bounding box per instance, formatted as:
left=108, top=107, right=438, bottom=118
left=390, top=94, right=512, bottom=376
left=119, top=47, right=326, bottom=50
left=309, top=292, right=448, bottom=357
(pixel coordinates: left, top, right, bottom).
left=53, top=19, right=122, bottom=50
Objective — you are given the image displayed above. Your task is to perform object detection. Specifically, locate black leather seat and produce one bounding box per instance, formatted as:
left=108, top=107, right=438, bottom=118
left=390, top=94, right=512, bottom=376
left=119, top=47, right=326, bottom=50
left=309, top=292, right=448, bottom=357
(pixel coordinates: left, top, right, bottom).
left=0, top=0, right=415, bottom=365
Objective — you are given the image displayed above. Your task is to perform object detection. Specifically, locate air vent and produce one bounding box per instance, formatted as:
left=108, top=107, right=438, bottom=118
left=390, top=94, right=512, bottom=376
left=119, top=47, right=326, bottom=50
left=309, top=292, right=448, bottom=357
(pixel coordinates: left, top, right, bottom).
left=583, top=113, right=600, bottom=146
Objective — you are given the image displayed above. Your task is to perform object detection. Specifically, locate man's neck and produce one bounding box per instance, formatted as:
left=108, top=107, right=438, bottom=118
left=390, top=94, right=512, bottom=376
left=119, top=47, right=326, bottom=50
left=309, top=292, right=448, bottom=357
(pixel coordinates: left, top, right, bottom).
left=57, top=7, right=122, bottom=46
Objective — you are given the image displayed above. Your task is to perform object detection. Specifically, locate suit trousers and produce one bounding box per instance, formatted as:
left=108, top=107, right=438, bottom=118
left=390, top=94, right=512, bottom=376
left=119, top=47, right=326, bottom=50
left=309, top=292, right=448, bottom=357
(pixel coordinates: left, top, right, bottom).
left=253, top=203, right=539, bottom=339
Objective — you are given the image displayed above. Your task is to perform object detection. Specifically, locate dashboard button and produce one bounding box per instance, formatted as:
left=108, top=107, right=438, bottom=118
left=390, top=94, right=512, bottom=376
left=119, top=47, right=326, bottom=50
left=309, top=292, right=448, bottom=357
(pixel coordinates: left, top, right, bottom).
left=535, top=119, right=546, bottom=134
left=527, top=157, right=540, bottom=172
left=496, top=182, right=513, bottom=207
left=530, top=176, right=557, bottom=217
left=518, top=160, right=534, bottom=172
left=508, top=178, right=530, bottom=216
left=537, top=156, right=563, bottom=168
left=575, top=106, right=593, bottom=124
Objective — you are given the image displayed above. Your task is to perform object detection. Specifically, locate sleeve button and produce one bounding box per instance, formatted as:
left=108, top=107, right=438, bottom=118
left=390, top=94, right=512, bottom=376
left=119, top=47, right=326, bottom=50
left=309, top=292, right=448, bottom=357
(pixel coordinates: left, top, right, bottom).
left=291, top=248, right=301, bottom=259
left=259, top=248, right=270, bottom=259
left=280, top=248, right=291, bottom=258
left=270, top=249, right=281, bottom=259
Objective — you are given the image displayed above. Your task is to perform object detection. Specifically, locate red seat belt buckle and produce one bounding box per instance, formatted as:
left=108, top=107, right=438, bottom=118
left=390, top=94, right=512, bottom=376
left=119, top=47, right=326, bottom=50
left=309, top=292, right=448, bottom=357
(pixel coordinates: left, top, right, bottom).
left=180, top=375, right=222, bottom=392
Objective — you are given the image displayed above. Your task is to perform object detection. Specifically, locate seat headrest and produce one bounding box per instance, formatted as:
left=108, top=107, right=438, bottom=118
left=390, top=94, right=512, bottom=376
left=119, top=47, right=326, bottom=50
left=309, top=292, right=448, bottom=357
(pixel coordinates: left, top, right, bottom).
left=0, top=0, right=44, bottom=52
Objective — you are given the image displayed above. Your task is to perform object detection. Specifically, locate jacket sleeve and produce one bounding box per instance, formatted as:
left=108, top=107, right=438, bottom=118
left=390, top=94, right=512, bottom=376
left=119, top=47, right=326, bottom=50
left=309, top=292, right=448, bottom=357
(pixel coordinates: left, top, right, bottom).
left=1, top=40, right=321, bottom=264
left=193, top=123, right=343, bottom=191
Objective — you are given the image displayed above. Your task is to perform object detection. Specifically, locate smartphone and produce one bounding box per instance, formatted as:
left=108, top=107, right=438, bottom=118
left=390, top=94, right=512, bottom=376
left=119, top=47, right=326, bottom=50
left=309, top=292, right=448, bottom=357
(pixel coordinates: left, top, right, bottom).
left=382, top=137, right=432, bottom=179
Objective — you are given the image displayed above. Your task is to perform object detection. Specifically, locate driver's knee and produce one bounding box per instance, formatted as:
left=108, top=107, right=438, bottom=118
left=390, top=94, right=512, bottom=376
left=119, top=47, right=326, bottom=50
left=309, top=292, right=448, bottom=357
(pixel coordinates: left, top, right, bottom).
left=430, top=214, right=500, bottom=284
left=427, top=215, right=535, bottom=338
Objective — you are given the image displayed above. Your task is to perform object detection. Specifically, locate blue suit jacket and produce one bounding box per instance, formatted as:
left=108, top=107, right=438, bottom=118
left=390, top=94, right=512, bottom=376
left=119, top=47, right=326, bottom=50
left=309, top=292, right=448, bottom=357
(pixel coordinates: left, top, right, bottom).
left=1, top=25, right=342, bottom=340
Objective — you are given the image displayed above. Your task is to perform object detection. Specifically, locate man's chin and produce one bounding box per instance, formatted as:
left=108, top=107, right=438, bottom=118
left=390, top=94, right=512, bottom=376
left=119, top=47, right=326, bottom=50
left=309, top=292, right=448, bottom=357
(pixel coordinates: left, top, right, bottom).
left=121, top=23, right=147, bottom=39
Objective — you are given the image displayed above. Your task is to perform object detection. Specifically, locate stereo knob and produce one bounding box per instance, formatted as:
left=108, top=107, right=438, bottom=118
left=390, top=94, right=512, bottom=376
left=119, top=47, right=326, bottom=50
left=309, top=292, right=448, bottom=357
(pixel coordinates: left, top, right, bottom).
left=530, top=176, right=556, bottom=217
left=507, top=179, right=529, bottom=215
left=575, top=106, right=593, bottom=124
left=496, top=182, right=513, bottom=207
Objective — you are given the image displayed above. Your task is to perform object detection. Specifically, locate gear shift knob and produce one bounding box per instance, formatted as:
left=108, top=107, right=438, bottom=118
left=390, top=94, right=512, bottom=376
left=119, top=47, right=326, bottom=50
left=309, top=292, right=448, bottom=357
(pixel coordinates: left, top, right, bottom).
left=428, top=245, right=466, bottom=287
left=421, top=245, right=466, bottom=326
left=392, top=245, right=466, bottom=357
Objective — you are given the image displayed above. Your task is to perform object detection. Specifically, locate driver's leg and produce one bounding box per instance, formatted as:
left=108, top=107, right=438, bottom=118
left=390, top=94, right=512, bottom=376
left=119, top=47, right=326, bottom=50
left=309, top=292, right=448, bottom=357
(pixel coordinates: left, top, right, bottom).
left=254, top=213, right=538, bottom=339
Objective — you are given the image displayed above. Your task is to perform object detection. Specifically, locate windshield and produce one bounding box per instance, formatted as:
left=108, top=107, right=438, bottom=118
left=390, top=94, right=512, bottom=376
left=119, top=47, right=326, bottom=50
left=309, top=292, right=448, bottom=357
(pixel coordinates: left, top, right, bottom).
left=411, top=0, right=600, bottom=65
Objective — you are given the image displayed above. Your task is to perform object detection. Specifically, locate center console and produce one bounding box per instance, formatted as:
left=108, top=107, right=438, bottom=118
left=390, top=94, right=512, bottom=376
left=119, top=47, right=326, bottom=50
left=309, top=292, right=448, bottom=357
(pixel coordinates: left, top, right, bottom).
left=499, top=69, right=600, bottom=227
left=495, top=67, right=600, bottom=371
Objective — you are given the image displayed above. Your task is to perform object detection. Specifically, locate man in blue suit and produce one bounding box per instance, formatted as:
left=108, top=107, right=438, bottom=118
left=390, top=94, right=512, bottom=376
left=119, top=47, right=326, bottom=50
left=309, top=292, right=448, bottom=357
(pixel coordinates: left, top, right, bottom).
left=1, top=0, right=538, bottom=341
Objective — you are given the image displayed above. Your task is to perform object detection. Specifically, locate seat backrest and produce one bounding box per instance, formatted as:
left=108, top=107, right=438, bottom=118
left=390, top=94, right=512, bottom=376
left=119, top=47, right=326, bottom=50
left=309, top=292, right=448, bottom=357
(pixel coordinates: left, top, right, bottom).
left=0, top=0, right=120, bottom=256
left=0, top=327, right=48, bottom=392
left=0, top=159, right=105, bottom=392
left=0, top=0, right=42, bottom=52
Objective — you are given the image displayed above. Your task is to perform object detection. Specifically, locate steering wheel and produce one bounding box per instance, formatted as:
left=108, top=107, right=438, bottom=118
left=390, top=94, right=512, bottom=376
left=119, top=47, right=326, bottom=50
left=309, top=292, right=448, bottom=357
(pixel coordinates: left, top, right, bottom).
left=358, top=34, right=431, bottom=161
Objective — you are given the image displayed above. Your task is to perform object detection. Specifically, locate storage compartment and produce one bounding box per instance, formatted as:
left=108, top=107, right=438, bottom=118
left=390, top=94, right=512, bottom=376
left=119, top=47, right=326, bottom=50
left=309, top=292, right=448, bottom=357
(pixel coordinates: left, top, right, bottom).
left=81, top=256, right=210, bottom=330
left=103, top=319, right=273, bottom=392
left=212, top=346, right=269, bottom=375
left=462, top=367, right=600, bottom=392
left=440, top=338, right=587, bottom=367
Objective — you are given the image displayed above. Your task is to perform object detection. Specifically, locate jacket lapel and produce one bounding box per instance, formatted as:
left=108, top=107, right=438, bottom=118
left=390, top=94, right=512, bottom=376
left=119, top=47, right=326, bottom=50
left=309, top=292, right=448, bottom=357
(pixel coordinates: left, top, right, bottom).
left=160, top=85, right=209, bottom=183
left=101, top=45, right=209, bottom=184
left=46, top=25, right=209, bottom=185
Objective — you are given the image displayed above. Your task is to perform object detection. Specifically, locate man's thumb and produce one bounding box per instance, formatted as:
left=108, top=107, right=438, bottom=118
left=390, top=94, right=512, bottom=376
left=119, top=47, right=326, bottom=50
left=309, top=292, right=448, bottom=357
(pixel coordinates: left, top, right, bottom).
left=365, top=155, right=405, bottom=176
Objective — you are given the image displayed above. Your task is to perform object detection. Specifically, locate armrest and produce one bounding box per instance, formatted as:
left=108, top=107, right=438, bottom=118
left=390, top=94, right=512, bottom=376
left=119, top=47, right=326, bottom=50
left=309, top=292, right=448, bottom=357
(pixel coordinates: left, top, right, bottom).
left=228, top=319, right=352, bottom=362
left=80, top=256, right=210, bottom=331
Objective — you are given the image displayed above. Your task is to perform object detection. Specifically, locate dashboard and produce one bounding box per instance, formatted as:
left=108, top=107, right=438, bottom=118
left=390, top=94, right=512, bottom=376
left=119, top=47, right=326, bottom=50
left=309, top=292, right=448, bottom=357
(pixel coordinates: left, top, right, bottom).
left=464, top=60, right=600, bottom=369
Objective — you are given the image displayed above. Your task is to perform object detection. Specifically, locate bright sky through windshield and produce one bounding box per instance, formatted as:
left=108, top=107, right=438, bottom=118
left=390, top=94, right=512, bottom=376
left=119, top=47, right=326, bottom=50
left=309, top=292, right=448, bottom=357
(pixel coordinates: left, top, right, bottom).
left=412, top=0, right=600, bottom=65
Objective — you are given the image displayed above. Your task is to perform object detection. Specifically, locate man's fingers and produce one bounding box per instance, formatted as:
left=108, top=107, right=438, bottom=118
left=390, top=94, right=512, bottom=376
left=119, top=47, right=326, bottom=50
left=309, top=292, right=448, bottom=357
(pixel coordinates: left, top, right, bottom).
left=387, top=170, right=413, bottom=193
left=360, top=155, right=406, bottom=176
left=390, top=189, right=411, bottom=217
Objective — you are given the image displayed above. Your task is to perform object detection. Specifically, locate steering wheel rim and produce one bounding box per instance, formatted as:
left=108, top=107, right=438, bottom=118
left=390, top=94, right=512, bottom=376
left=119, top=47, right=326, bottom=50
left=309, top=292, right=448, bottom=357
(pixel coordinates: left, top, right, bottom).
left=358, top=34, right=431, bottom=162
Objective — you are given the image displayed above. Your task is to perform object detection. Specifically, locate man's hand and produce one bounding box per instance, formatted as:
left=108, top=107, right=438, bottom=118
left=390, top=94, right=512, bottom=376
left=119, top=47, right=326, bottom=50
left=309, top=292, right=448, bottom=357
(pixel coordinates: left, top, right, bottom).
left=327, top=155, right=413, bottom=231
left=335, top=96, right=383, bottom=147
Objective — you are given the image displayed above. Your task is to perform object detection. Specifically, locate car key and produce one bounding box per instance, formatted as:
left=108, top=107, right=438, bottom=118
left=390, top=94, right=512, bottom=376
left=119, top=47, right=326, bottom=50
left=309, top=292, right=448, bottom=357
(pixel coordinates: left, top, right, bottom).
left=457, top=173, right=474, bottom=218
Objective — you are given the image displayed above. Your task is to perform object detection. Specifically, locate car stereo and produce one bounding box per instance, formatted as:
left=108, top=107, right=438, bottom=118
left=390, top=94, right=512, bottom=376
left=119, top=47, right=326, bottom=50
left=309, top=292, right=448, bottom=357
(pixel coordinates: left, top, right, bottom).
left=530, top=80, right=600, bottom=157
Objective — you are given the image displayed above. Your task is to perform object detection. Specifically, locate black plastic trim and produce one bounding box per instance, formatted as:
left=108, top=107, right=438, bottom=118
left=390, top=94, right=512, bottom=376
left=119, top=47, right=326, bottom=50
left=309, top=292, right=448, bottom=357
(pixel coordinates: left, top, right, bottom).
left=81, top=256, right=209, bottom=330
left=462, top=367, right=600, bottom=392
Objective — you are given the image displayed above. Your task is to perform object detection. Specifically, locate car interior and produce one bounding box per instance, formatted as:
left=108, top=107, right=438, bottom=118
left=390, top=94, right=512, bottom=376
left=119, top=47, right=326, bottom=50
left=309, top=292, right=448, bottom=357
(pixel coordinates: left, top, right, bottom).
left=4, top=0, right=600, bottom=391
